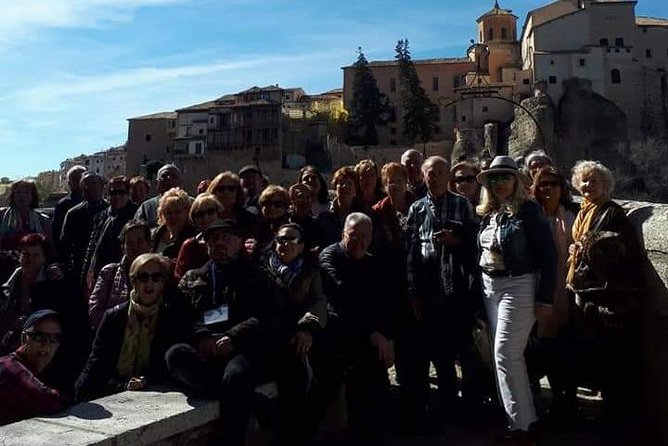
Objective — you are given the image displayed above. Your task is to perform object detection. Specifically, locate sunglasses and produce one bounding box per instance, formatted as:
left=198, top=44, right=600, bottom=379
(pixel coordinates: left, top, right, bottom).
left=263, top=200, right=285, bottom=209
left=135, top=272, right=164, bottom=283
left=538, top=180, right=560, bottom=188
left=193, top=208, right=218, bottom=219
left=276, top=235, right=302, bottom=245
left=25, top=330, right=63, bottom=344
left=487, top=174, right=514, bottom=184
left=454, top=175, right=477, bottom=184
left=109, top=189, right=128, bottom=196
left=215, top=185, right=237, bottom=193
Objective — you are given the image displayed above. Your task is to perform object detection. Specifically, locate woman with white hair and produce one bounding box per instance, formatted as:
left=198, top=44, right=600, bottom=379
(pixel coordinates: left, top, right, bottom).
left=566, top=160, right=644, bottom=433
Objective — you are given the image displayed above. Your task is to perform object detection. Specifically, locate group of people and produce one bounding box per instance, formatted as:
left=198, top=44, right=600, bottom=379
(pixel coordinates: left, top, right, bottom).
left=0, top=149, right=646, bottom=446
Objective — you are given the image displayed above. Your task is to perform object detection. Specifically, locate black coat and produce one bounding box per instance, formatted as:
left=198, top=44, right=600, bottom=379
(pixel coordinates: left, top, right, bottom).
left=60, top=200, right=108, bottom=284
left=75, top=300, right=190, bottom=401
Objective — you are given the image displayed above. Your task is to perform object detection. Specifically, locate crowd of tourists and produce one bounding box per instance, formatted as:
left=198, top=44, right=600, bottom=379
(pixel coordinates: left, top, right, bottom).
left=0, top=149, right=647, bottom=446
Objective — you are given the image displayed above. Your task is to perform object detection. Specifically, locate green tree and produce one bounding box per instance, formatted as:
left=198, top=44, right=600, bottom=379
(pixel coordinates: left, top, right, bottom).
left=395, top=39, right=440, bottom=147
left=346, top=47, right=389, bottom=146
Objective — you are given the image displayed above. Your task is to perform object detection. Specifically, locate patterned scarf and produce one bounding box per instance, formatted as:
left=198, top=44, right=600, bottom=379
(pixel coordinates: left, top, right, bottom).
left=566, top=198, right=600, bottom=285
left=116, top=290, right=162, bottom=379
left=0, top=208, right=46, bottom=243
left=267, top=250, right=303, bottom=288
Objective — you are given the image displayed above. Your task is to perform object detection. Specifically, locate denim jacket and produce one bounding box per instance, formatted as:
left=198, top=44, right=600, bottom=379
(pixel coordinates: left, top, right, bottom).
left=479, top=200, right=557, bottom=305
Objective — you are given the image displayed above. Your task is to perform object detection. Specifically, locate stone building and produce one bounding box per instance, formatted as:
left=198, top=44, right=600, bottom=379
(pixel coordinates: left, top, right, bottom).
left=125, top=112, right=177, bottom=178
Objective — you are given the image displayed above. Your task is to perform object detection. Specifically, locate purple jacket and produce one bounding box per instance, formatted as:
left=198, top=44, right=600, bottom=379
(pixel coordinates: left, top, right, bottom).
left=88, top=257, right=130, bottom=331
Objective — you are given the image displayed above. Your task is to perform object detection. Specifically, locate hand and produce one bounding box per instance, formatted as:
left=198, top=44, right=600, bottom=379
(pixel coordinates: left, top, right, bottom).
left=290, top=332, right=313, bottom=360
left=370, top=331, right=394, bottom=368
left=47, top=264, right=64, bottom=281
left=126, top=376, right=147, bottom=391
left=216, top=336, right=235, bottom=359
left=195, top=336, right=217, bottom=360
left=535, top=304, right=555, bottom=337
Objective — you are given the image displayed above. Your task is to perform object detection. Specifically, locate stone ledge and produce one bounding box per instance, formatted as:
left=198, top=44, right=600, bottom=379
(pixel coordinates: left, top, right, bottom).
left=0, top=390, right=219, bottom=446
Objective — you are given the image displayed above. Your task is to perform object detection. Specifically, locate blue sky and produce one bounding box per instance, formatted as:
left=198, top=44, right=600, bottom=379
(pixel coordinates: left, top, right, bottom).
left=1, top=0, right=666, bottom=179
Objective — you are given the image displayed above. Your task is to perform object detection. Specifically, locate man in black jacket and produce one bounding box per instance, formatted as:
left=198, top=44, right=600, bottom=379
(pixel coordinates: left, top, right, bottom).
left=52, top=165, right=86, bottom=257
left=319, top=212, right=397, bottom=444
left=166, top=219, right=279, bottom=446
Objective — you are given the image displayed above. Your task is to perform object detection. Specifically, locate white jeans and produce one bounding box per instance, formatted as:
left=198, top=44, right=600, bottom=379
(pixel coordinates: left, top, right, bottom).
left=482, top=273, right=538, bottom=431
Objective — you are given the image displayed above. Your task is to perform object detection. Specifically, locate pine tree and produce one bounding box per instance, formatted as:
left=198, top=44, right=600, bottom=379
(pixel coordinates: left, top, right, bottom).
left=395, top=39, right=440, bottom=146
left=346, top=48, right=389, bottom=146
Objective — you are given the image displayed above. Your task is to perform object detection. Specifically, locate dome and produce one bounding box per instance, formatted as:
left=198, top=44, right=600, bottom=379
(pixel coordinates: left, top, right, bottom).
left=477, top=1, right=517, bottom=23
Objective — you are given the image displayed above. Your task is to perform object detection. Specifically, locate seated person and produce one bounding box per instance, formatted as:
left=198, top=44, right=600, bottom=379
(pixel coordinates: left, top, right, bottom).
left=166, top=219, right=279, bottom=446
left=0, top=310, right=69, bottom=426
left=75, top=254, right=189, bottom=401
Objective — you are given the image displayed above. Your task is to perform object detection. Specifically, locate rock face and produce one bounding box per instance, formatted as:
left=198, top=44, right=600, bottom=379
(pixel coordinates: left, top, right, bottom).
left=507, top=89, right=556, bottom=159
left=451, top=128, right=479, bottom=163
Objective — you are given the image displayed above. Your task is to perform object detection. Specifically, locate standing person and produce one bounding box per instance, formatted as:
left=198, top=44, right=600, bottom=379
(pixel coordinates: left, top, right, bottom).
left=238, top=165, right=264, bottom=211
left=405, top=156, right=479, bottom=424
left=401, top=149, right=427, bottom=199
left=288, top=183, right=321, bottom=251
left=258, top=185, right=291, bottom=237
left=76, top=254, right=189, bottom=401
left=476, top=156, right=556, bottom=445
left=0, top=181, right=52, bottom=253
left=134, top=164, right=182, bottom=228
left=566, top=161, right=644, bottom=435
left=60, top=172, right=108, bottom=291
left=355, top=159, right=385, bottom=210
left=0, top=310, right=69, bottom=426
left=88, top=221, right=153, bottom=331
left=129, top=176, right=150, bottom=207
left=298, top=165, right=330, bottom=217
left=449, top=160, right=482, bottom=206
left=319, top=213, right=397, bottom=445
left=151, top=188, right=195, bottom=260
left=166, top=219, right=280, bottom=446
left=524, top=151, right=554, bottom=184
left=317, top=166, right=362, bottom=247
left=52, top=165, right=86, bottom=256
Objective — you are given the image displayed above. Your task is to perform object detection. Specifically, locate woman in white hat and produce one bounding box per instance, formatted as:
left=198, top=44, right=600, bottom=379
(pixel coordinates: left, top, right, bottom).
left=476, top=156, right=557, bottom=445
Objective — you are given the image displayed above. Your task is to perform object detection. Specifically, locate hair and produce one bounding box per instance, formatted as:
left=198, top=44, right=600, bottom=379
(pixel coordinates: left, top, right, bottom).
left=531, top=166, right=575, bottom=209
left=331, top=166, right=357, bottom=190
left=354, top=159, right=383, bottom=197
left=344, top=212, right=372, bottom=231
left=380, top=162, right=408, bottom=186
left=207, top=171, right=245, bottom=212
left=197, top=180, right=211, bottom=195
left=299, top=165, right=329, bottom=204
left=157, top=164, right=181, bottom=178
left=422, top=156, right=450, bottom=174
left=18, top=233, right=49, bottom=254
left=289, top=183, right=312, bottom=199
left=8, top=180, right=40, bottom=209
left=190, top=193, right=223, bottom=221
left=157, top=187, right=192, bottom=225
left=130, top=176, right=150, bottom=191
left=108, top=175, right=130, bottom=192
left=571, top=160, right=616, bottom=199
left=525, top=150, right=554, bottom=168
left=259, top=185, right=289, bottom=206
left=118, top=220, right=152, bottom=243
left=66, top=165, right=86, bottom=181
left=278, top=222, right=305, bottom=241
left=476, top=174, right=529, bottom=217
left=401, top=149, right=424, bottom=166
left=129, top=253, right=172, bottom=282
left=448, top=160, right=482, bottom=193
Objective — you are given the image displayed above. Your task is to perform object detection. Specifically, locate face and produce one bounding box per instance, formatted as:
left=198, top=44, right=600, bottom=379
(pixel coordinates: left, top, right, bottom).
left=358, top=167, right=377, bottom=195
left=580, top=170, right=606, bottom=202
left=162, top=204, right=189, bottom=230
left=301, top=171, right=321, bottom=196
left=13, top=184, right=33, bottom=209
left=132, top=262, right=165, bottom=306
left=130, top=182, right=149, bottom=204
left=20, top=245, right=45, bottom=271
left=109, top=182, right=129, bottom=211
left=214, top=178, right=238, bottom=209
left=123, top=228, right=151, bottom=262
left=403, top=154, right=423, bottom=184
left=529, top=158, right=550, bottom=179
left=488, top=173, right=516, bottom=202
left=453, top=167, right=479, bottom=201
left=22, top=318, right=62, bottom=373
left=261, top=195, right=287, bottom=221
left=275, top=227, right=304, bottom=264
left=240, top=172, right=261, bottom=199
left=386, top=171, right=407, bottom=198
left=335, top=177, right=356, bottom=206
left=291, top=188, right=313, bottom=214
left=342, top=221, right=372, bottom=259
left=157, top=168, right=181, bottom=193
left=81, top=176, right=104, bottom=202
left=424, top=162, right=450, bottom=197
left=206, top=230, right=242, bottom=265
left=191, top=204, right=221, bottom=232
left=536, top=173, right=562, bottom=204
left=69, top=170, right=84, bottom=194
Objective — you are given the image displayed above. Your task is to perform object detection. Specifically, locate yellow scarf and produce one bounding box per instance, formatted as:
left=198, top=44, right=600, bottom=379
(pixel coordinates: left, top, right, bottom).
left=116, top=290, right=162, bottom=379
left=566, top=198, right=600, bottom=285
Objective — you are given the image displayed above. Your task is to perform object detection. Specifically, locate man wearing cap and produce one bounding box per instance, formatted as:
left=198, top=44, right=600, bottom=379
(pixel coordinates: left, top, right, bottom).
left=238, top=165, right=264, bottom=211
left=134, top=164, right=183, bottom=228
left=0, top=310, right=69, bottom=426
left=166, top=218, right=279, bottom=446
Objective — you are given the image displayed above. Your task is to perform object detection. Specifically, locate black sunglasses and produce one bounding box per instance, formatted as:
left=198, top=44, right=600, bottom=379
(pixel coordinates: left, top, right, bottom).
left=215, top=185, right=237, bottom=193
left=538, top=180, right=560, bottom=188
left=454, top=175, right=477, bottom=184
left=135, top=272, right=164, bottom=283
left=263, top=200, right=285, bottom=208
left=25, top=330, right=63, bottom=344
left=193, top=208, right=218, bottom=219
left=276, top=235, right=302, bottom=245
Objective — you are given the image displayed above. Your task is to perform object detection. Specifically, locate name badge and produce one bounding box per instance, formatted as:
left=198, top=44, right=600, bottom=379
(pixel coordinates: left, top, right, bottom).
left=202, top=304, right=229, bottom=325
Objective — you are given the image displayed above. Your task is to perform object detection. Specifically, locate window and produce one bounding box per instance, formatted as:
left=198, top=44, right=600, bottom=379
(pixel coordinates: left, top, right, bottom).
left=199, top=128, right=204, bottom=134
left=480, top=31, right=483, bottom=41
left=615, top=37, right=624, bottom=47
left=453, top=75, right=461, bottom=88
left=210, top=117, right=214, bottom=124
left=285, top=94, right=290, bottom=100
left=643, top=27, right=648, bottom=33
left=390, top=78, right=396, bottom=92
left=482, top=106, right=489, bottom=112
left=611, top=69, right=621, bottom=84
left=501, top=28, right=508, bottom=40
left=646, top=48, right=652, bottom=58
left=390, top=127, right=396, bottom=135
left=523, top=78, right=530, bottom=85
left=388, top=107, right=397, bottom=122
left=579, top=58, right=586, bottom=67
left=487, top=28, right=494, bottom=40
left=549, top=76, right=557, bottom=84
left=462, top=115, right=466, bottom=122
left=599, top=38, right=609, bottom=47
left=145, top=134, right=152, bottom=142
left=433, top=77, right=439, bottom=91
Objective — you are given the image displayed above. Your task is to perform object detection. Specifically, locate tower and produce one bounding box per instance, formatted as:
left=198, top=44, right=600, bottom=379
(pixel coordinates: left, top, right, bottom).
left=477, top=1, right=518, bottom=44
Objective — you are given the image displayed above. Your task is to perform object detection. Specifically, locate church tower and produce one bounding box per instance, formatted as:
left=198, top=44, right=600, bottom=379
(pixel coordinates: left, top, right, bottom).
left=475, top=1, right=520, bottom=83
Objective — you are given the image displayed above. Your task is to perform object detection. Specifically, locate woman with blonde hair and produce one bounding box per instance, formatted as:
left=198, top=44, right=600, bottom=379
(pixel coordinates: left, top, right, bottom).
left=354, top=159, right=385, bottom=210
left=477, top=156, right=556, bottom=445
left=152, top=188, right=196, bottom=259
